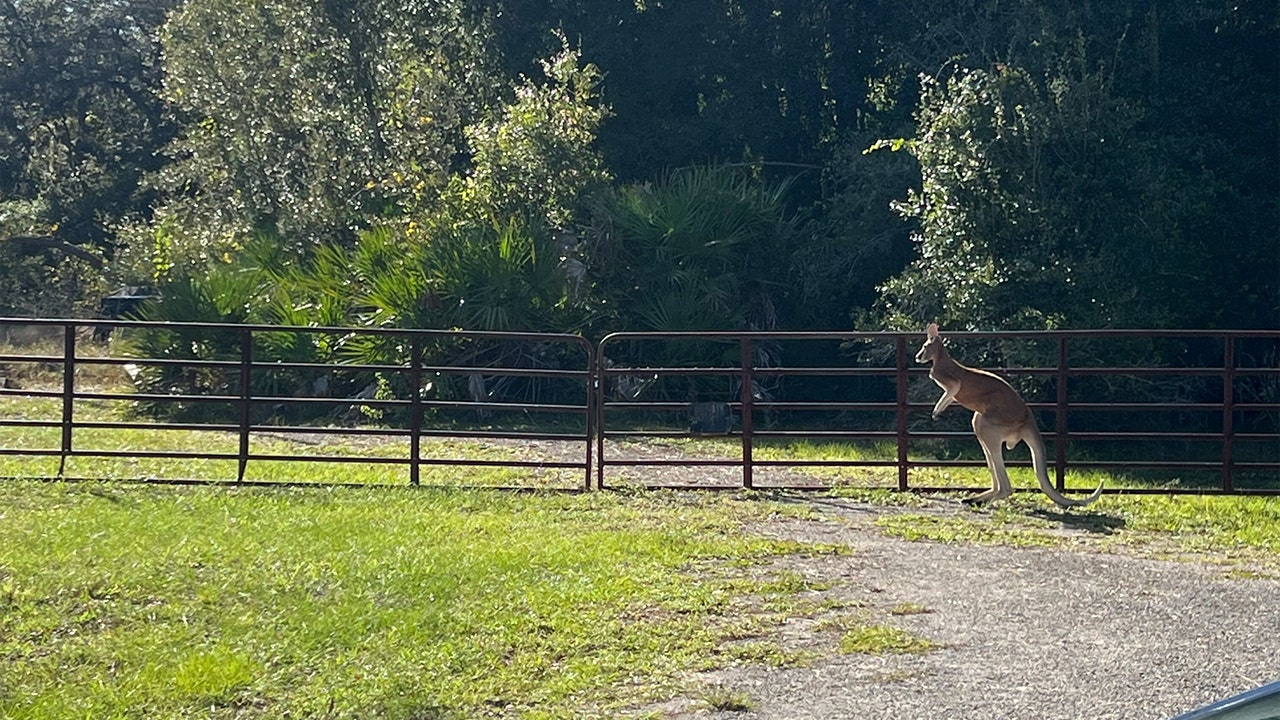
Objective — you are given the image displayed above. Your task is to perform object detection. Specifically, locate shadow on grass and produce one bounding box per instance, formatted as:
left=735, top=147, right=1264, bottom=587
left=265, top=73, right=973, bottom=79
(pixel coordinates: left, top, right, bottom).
left=1029, top=508, right=1127, bottom=535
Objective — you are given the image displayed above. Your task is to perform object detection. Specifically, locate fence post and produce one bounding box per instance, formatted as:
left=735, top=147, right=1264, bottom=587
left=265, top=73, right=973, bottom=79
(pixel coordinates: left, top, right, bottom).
left=583, top=340, right=595, bottom=491
left=57, top=323, right=75, bottom=478
left=409, top=334, right=423, bottom=487
left=895, top=336, right=909, bottom=492
left=739, top=337, right=754, bottom=489
left=1055, top=336, right=1068, bottom=493
left=237, top=328, right=252, bottom=484
left=1221, top=335, right=1235, bottom=492
left=594, top=344, right=607, bottom=490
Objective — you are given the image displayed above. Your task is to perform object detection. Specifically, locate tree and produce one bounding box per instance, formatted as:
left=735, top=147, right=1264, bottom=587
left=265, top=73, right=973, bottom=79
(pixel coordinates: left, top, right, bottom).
left=867, top=1, right=1278, bottom=331
left=490, top=1, right=873, bottom=184
left=442, top=34, right=611, bottom=231
left=590, top=166, right=800, bottom=334
left=146, top=0, right=501, bottom=274
left=871, top=65, right=1165, bottom=329
left=0, top=0, right=177, bottom=313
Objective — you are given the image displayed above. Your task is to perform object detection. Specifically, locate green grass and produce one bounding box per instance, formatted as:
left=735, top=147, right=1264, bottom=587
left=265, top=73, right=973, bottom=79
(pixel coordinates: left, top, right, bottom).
left=1096, top=494, right=1280, bottom=562
left=873, top=494, right=1280, bottom=572
left=0, top=482, right=821, bottom=719
left=746, top=438, right=1129, bottom=492
left=749, top=437, right=1266, bottom=492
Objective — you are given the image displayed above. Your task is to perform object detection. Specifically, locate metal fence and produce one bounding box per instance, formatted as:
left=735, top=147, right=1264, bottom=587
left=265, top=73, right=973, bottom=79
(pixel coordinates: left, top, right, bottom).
left=0, top=319, right=594, bottom=489
left=596, top=330, right=1280, bottom=494
left=1, top=319, right=1277, bottom=494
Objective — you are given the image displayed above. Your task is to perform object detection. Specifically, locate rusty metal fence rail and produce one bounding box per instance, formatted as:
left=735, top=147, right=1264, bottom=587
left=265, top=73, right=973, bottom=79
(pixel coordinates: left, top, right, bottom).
left=0, top=319, right=1277, bottom=494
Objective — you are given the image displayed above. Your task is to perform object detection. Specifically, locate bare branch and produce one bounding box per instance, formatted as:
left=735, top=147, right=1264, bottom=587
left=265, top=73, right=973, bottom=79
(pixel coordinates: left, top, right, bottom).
left=4, top=234, right=106, bottom=269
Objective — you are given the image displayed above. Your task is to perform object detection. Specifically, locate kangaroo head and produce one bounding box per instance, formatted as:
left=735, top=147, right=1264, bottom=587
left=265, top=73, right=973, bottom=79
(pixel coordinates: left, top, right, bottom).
left=914, top=322, right=945, bottom=364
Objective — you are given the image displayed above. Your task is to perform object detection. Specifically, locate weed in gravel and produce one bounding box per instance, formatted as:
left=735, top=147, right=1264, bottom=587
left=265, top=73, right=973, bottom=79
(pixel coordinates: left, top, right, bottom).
left=1221, top=568, right=1278, bottom=580
left=701, top=686, right=757, bottom=712
left=720, top=639, right=812, bottom=667
left=871, top=668, right=926, bottom=684
left=889, top=602, right=932, bottom=616
left=839, top=624, right=941, bottom=655
left=758, top=570, right=832, bottom=595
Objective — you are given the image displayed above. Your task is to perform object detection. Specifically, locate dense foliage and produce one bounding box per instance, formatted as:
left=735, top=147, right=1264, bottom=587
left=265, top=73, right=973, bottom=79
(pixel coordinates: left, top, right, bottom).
left=0, top=0, right=177, bottom=314
left=2, top=0, right=1275, bottom=336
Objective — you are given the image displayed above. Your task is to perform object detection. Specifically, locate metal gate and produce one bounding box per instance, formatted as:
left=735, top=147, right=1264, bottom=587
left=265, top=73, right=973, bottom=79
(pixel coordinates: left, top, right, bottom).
left=1, top=319, right=1276, bottom=494
left=595, top=330, right=1280, bottom=494
left=0, top=319, right=594, bottom=489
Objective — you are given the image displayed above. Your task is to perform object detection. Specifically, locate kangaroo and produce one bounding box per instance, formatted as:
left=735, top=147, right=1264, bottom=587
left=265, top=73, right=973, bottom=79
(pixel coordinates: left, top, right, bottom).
left=915, top=323, right=1103, bottom=508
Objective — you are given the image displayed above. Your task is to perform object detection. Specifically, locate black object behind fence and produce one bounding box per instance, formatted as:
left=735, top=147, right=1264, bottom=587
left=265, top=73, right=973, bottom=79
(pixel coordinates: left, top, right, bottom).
left=0, top=319, right=1276, bottom=494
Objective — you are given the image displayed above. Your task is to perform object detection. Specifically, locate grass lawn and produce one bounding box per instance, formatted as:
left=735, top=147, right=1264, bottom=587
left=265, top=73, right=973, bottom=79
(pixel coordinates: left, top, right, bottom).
left=870, top=492, right=1280, bottom=571
left=5, top=482, right=1275, bottom=720
left=2, top=361, right=1276, bottom=718
left=748, top=437, right=1228, bottom=492
left=0, top=482, right=831, bottom=719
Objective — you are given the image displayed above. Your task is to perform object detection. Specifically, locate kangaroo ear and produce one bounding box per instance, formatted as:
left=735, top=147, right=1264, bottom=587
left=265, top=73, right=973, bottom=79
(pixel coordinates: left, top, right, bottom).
left=926, top=322, right=939, bottom=338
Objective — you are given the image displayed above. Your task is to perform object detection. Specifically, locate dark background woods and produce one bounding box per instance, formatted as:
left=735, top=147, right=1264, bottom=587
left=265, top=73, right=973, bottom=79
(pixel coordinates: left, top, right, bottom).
left=1, top=0, right=1277, bottom=336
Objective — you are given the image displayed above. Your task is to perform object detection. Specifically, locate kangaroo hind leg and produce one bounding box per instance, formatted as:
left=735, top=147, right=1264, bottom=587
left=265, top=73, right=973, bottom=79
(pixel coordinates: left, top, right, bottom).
left=964, top=412, right=1014, bottom=504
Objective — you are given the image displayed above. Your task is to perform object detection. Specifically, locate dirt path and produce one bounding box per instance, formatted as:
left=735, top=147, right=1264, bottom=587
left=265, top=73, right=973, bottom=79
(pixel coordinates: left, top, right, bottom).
left=650, top=497, right=1280, bottom=720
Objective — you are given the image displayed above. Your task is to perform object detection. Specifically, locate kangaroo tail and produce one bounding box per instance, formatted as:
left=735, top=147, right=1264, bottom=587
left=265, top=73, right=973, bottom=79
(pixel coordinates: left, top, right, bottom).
left=1027, top=425, right=1104, bottom=508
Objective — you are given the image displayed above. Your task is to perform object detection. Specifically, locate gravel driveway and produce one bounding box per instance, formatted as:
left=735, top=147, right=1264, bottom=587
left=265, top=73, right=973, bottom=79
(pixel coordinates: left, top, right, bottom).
left=649, top=497, right=1280, bottom=720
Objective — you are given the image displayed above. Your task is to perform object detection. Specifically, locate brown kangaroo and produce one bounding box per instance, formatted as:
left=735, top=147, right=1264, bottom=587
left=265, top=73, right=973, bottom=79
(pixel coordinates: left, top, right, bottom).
left=915, top=323, right=1103, bottom=508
